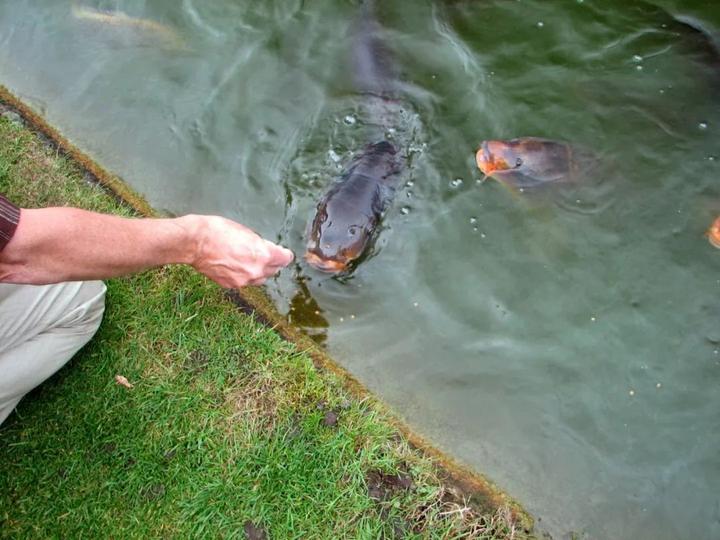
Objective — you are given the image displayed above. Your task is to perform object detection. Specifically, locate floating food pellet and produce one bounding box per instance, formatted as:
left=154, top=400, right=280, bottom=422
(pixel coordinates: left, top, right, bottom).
left=413, top=302, right=419, bottom=307
left=632, top=55, right=643, bottom=63
left=629, top=389, right=635, bottom=396
left=591, top=316, right=596, bottom=322
left=400, top=206, right=410, bottom=215
left=343, top=114, right=357, bottom=125
left=537, top=21, right=544, bottom=28
left=449, top=178, right=463, bottom=188
left=339, top=317, right=344, bottom=322
left=699, top=122, right=708, bottom=130
left=656, top=383, right=662, bottom=389
left=350, top=314, right=355, bottom=320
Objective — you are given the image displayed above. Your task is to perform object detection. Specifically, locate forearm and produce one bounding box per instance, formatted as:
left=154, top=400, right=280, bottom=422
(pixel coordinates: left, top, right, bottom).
left=0, top=207, right=199, bottom=284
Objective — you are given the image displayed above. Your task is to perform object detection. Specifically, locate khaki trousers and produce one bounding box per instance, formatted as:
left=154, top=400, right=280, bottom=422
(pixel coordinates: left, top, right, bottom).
left=0, top=281, right=106, bottom=426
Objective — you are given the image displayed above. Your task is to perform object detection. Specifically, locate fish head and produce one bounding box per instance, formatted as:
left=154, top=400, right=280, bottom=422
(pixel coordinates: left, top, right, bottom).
left=476, top=138, right=572, bottom=189
left=305, top=202, right=374, bottom=273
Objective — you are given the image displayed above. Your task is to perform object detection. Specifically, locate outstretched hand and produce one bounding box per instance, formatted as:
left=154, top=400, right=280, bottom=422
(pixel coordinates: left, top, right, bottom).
left=187, top=215, right=294, bottom=288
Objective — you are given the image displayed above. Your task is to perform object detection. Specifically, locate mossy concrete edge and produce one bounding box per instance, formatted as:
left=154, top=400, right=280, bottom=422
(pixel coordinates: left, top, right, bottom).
left=0, top=84, right=535, bottom=533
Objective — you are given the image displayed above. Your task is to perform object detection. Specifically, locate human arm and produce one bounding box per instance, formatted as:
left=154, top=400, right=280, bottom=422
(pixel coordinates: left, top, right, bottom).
left=0, top=206, right=294, bottom=287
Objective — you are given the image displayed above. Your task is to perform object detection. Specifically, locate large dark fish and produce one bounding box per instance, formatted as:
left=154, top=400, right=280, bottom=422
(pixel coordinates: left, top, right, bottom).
left=305, top=1, right=402, bottom=273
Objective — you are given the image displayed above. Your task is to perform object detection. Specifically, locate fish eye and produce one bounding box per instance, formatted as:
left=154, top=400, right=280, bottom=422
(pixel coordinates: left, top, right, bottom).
left=515, top=158, right=523, bottom=168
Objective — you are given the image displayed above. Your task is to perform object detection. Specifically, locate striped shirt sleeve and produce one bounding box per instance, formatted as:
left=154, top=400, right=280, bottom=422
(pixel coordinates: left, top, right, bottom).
left=0, top=194, right=20, bottom=252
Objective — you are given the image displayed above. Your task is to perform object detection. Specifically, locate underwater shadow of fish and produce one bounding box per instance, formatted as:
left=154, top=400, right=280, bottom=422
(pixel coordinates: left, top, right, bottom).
left=304, top=0, right=404, bottom=275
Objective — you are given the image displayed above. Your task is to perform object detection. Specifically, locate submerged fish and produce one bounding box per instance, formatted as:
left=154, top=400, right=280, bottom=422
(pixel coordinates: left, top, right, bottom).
left=475, top=137, right=591, bottom=190
left=305, top=1, right=402, bottom=273
left=71, top=4, right=184, bottom=49
left=708, top=216, right=720, bottom=248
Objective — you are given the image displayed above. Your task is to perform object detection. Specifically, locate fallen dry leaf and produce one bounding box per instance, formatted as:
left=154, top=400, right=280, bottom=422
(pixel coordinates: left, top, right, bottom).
left=114, top=375, right=134, bottom=389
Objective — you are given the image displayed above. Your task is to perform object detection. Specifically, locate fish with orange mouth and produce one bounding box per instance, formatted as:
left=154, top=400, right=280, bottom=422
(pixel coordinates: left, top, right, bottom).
left=708, top=216, right=720, bottom=248
left=305, top=141, right=400, bottom=273
left=475, top=137, right=593, bottom=189
left=305, top=0, right=403, bottom=274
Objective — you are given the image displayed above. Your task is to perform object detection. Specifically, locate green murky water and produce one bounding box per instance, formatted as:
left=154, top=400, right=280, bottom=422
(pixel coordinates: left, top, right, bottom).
left=1, top=1, right=719, bottom=537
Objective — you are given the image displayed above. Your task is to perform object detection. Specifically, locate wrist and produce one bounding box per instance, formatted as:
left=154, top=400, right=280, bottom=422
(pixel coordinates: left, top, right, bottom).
left=174, top=214, right=207, bottom=266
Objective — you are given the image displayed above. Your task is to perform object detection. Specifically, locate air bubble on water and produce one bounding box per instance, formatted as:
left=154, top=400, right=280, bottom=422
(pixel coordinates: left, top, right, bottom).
left=699, top=122, right=708, bottom=130
left=339, top=317, right=344, bottom=322
left=328, top=149, right=341, bottom=163
left=591, top=316, right=596, bottom=322
left=537, top=21, right=544, bottom=28
left=629, top=389, right=635, bottom=396
left=635, top=65, right=643, bottom=71
left=387, top=127, right=396, bottom=134
left=413, top=302, right=419, bottom=307
left=405, top=180, right=414, bottom=188
left=632, top=54, right=643, bottom=63
left=708, top=156, right=716, bottom=161
left=450, top=178, right=463, bottom=188
left=469, top=217, right=478, bottom=224
left=656, top=383, right=662, bottom=389
left=659, top=89, right=665, bottom=94
left=406, top=190, right=413, bottom=198
left=400, top=206, right=410, bottom=215
left=343, top=114, right=357, bottom=126
left=472, top=226, right=479, bottom=232
left=480, top=233, right=486, bottom=238
left=519, top=188, right=525, bottom=193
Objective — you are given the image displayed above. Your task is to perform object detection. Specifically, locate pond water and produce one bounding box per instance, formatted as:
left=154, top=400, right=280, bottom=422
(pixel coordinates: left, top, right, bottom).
left=1, top=1, right=719, bottom=538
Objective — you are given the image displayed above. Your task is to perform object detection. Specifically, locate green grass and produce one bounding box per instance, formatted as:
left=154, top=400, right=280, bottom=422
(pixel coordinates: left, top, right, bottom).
left=0, top=114, right=531, bottom=539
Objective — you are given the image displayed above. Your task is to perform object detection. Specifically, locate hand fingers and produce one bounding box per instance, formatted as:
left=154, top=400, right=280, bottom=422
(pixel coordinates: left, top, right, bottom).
left=265, top=242, right=294, bottom=267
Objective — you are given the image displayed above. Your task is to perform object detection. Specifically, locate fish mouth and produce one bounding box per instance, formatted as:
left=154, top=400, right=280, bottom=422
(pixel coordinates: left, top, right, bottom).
left=475, top=142, right=491, bottom=175
left=304, top=251, right=349, bottom=273
left=708, top=218, right=720, bottom=249
left=476, top=141, right=507, bottom=176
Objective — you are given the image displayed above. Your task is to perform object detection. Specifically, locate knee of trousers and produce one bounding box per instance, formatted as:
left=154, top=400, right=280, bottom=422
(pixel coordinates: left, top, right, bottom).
left=74, top=280, right=107, bottom=335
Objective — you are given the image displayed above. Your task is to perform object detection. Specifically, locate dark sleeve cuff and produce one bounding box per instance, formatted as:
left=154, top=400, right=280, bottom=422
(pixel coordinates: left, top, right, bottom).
left=0, top=194, right=20, bottom=252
